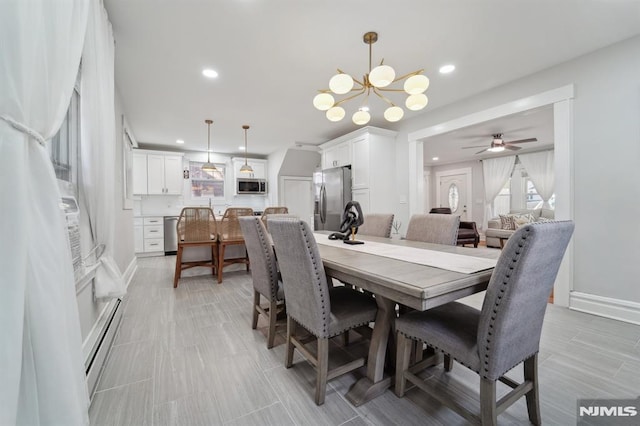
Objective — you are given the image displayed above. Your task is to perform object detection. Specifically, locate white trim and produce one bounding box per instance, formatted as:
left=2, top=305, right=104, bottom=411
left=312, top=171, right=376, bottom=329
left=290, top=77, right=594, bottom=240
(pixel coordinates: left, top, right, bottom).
left=319, top=126, right=397, bottom=149
left=435, top=167, right=473, bottom=220
left=122, top=255, right=137, bottom=290
left=570, top=292, right=640, bottom=326
left=408, top=84, right=575, bottom=307
left=408, top=85, right=575, bottom=141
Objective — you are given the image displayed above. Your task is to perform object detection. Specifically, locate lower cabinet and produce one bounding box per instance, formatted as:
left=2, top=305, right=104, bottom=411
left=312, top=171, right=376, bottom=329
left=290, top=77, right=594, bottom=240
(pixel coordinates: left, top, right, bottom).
left=135, top=216, right=164, bottom=255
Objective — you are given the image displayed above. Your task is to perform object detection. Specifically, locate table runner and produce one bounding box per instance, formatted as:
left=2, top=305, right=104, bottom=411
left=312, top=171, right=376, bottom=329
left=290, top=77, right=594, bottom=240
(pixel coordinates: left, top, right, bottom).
left=314, top=234, right=497, bottom=274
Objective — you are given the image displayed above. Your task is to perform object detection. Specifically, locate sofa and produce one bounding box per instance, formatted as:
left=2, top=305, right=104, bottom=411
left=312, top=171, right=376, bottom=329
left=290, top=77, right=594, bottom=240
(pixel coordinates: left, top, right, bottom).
left=485, top=208, right=555, bottom=248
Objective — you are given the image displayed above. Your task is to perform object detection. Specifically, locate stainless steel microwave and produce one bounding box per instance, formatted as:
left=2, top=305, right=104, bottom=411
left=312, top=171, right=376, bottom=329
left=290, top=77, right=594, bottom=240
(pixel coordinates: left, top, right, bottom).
left=237, top=178, right=267, bottom=194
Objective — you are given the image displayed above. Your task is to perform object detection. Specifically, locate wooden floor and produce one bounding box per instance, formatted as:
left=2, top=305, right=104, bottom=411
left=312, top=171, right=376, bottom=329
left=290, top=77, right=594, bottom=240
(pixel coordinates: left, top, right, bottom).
left=89, top=256, right=640, bottom=425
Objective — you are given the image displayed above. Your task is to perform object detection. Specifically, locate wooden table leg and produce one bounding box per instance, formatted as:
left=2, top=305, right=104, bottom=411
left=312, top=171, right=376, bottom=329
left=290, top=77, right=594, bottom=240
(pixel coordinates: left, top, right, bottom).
left=345, top=295, right=395, bottom=406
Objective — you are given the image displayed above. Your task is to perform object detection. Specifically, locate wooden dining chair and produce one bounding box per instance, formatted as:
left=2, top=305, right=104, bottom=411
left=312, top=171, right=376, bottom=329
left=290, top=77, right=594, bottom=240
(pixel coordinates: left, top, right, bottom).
left=357, top=213, right=394, bottom=238
left=173, top=207, right=218, bottom=288
left=217, top=207, right=253, bottom=283
left=268, top=217, right=378, bottom=405
left=260, top=206, right=288, bottom=230
left=238, top=216, right=284, bottom=349
left=405, top=214, right=460, bottom=245
left=395, top=221, right=575, bottom=425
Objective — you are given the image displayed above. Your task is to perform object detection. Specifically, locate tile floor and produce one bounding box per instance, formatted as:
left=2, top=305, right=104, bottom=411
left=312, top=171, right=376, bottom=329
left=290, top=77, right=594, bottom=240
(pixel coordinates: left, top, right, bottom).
left=89, top=256, right=640, bottom=425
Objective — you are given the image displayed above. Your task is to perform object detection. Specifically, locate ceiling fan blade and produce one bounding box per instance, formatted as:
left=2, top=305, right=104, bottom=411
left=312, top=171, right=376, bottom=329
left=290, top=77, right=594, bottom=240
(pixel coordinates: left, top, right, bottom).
left=461, top=145, right=487, bottom=149
left=504, top=138, right=537, bottom=144
left=475, top=148, right=489, bottom=154
left=504, top=145, right=522, bottom=151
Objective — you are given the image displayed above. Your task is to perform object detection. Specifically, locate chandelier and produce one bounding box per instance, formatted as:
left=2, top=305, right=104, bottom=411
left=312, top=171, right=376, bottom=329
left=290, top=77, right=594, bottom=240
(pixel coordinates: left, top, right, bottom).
left=313, top=31, right=429, bottom=125
left=202, top=119, right=217, bottom=173
left=239, top=125, right=253, bottom=173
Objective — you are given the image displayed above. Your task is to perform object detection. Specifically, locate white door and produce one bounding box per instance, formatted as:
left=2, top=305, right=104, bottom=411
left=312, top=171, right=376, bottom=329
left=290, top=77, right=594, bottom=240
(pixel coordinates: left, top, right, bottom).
left=146, top=154, right=165, bottom=194
left=438, top=173, right=470, bottom=221
left=279, top=176, right=314, bottom=227
left=163, top=155, right=183, bottom=194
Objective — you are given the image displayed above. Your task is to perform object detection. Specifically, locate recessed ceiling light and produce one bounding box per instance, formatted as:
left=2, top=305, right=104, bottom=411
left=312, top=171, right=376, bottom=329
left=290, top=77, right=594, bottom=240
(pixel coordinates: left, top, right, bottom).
left=238, top=146, right=245, bottom=150
left=176, top=139, right=184, bottom=144
left=202, top=68, right=218, bottom=78
left=432, top=157, right=439, bottom=161
left=439, top=64, right=455, bottom=74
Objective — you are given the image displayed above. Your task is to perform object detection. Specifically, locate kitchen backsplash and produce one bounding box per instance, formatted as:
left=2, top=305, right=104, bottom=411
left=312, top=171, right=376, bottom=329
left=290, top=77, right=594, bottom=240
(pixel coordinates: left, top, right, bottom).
left=134, top=194, right=269, bottom=217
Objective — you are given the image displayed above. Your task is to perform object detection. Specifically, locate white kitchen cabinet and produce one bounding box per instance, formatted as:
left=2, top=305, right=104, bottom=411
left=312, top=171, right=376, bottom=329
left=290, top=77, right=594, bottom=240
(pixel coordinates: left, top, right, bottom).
left=134, top=150, right=184, bottom=195
left=321, top=126, right=397, bottom=215
left=352, top=188, right=370, bottom=215
left=321, top=141, right=351, bottom=170
left=232, top=158, right=267, bottom=180
left=132, top=153, right=148, bottom=195
left=136, top=216, right=164, bottom=255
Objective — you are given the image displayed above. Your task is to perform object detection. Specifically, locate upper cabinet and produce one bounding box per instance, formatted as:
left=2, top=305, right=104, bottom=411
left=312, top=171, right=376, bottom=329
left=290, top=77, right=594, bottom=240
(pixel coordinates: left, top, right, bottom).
left=321, top=141, right=351, bottom=170
left=320, top=127, right=397, bottom=215
left=232, top=158, right=267, bottom=180
left=133, top=149, right=184, bottom=195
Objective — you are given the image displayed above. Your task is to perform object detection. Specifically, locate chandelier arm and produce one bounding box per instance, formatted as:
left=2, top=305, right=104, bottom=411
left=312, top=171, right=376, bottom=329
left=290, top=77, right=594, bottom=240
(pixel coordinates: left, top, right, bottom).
left=372, top=88, right=396, bottom=107
left=391, top=69, right=425, bottom=83
left=376, top=88, right=410, bottom=93
left=333, top=88, right=367, bottom=106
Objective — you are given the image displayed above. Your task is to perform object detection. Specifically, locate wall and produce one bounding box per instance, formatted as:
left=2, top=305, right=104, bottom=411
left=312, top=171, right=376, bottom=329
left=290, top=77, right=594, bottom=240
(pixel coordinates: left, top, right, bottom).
left=393, top=35, right=640, bottom=304
left=428, top=160, right=485, bottom=228
left=113, top=90, right=136, bottom=274
left=267, top=147, right=320, bottom=206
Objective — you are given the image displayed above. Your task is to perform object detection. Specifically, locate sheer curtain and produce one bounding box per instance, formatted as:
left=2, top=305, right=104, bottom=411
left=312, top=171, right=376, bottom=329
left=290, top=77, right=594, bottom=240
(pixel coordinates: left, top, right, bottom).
left=518, top=151, right=555, bottom=208
left=80, top=0, right=126, bottom=299
left=0, top=1, right=90, bottom=425
left=482, top=156, right=516, bottom=230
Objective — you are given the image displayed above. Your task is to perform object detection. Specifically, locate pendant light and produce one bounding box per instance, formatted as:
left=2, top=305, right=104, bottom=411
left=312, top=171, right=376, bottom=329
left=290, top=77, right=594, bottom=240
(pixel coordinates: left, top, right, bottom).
left=201, top=119, right=217, bottom=173
left=239, top=125, right=254, bottom=174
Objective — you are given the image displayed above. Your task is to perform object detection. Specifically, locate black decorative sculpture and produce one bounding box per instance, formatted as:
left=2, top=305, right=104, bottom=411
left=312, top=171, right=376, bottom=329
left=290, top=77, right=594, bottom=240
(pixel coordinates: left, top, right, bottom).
left=328, top=201, right=365, bottom=244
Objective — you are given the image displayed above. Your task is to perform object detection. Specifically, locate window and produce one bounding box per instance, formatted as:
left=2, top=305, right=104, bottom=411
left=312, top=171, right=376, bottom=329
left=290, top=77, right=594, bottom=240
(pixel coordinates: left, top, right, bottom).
left=50, top=86, right=80, bottom=191
left=190, top=162, right=225, bottom=198
left=526, top=178, right=555, bottom=209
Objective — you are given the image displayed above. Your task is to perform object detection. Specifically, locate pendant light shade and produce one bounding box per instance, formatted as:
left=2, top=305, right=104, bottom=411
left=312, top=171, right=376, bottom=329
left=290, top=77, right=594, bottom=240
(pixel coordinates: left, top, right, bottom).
left=240, top=125, right=254, bottom=174
left=202, top=119, right=217, bottom=173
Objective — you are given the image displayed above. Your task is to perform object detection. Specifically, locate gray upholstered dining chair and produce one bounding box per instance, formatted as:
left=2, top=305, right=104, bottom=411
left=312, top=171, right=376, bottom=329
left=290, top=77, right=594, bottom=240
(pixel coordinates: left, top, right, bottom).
left=268, top=217, right=378, bottom=406
left=357, top=213, right=394, bottom=238
left=405, top=213, right=460, bottom=245
left=238, top=216, right=284, bottom=349
left=395, top=221, right=575, bottom=425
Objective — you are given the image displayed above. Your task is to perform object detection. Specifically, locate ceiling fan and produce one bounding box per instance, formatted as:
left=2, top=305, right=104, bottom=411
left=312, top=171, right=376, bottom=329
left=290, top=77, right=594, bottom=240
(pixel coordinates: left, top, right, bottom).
left=462, top=133, right=537, bottom=154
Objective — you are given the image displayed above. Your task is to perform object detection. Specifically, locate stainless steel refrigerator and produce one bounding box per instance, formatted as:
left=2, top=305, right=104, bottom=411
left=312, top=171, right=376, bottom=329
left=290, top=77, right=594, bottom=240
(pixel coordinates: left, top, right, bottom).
left=314, top=166, right=352, bottom=231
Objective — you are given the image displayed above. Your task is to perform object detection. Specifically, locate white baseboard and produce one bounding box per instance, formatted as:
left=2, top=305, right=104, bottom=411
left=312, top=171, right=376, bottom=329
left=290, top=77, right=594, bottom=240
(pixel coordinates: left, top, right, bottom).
left=569, top=291, right=640, bottom=325
left=122, top=255, right=137, bottom=291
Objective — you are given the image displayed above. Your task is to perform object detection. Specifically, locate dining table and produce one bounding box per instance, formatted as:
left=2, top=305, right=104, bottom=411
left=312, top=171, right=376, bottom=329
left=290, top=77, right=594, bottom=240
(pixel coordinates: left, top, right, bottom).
left=313, top=232, right=500, bottom=406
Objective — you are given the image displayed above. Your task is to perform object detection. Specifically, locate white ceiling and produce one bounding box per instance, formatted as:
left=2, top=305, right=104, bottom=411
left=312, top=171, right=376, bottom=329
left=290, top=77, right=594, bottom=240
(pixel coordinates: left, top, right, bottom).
left=422, top=106, right=554, bottom=166
left=105, top=0, right=640, bottom=157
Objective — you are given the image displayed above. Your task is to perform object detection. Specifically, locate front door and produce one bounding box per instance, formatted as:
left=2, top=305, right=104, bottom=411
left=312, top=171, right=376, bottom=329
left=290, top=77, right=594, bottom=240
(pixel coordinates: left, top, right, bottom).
left=439, top=173, right=469, bottom=221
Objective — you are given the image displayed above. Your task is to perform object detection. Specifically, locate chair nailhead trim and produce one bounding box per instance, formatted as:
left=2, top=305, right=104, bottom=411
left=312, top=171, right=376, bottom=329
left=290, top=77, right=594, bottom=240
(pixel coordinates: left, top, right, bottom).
left=480, top=227, right=529, bottom=379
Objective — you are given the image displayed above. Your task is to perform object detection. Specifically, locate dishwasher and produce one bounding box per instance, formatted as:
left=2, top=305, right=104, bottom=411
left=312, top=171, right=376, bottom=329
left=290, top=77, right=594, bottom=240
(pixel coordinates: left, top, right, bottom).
left=163, top=216, right=179, bottom=255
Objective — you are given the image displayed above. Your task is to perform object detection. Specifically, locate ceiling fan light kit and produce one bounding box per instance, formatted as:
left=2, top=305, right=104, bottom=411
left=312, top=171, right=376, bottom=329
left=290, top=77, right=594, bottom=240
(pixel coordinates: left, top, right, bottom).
left=313, top=31, right=429, bottom=125
left=463, top=133, right=538, bottom=155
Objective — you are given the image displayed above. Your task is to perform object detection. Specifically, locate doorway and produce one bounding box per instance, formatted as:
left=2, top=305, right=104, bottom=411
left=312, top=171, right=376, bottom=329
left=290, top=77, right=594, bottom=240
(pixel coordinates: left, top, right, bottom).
left=435, top=168, right=472, bottom=221
left=408, top=85, right=574, bottom=306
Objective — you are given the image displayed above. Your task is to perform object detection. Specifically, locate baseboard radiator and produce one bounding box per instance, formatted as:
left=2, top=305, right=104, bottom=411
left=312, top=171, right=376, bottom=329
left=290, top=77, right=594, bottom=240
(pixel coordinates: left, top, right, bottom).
left=85, top=298, right=123, bottom=397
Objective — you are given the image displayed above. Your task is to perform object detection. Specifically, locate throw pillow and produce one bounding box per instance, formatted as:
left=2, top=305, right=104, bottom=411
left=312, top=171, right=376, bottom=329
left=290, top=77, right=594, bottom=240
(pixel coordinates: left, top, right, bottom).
left=499, top=214, right=516, bottom=230
left=536, top=217, right=554, bottom=223
left=513, top=213, right=535, bottom=229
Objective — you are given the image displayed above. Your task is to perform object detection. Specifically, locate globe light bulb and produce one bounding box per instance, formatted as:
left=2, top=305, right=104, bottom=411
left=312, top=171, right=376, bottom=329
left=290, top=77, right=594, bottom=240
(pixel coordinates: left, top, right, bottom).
left=352, top=110, right=371, bottom=125
left=384, top=106, right=404, bottom=122
left=369, top=65, right=396, bottom=88
left=329, top=73, right=354, bottom=94
left=405, top=94, right=428, bottom=111
left=404, top=74, right=429, bottom=94
left=326, top=106, right=345, bottom=122
left=313, top=93, right=335, bottom=111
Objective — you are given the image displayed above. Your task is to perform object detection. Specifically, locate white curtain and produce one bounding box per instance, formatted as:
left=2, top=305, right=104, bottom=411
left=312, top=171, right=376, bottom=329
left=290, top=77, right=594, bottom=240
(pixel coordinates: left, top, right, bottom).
left=482, top=156, right=516, bottom=230
left=80, top=0, right=126, bottom=299
left=0, top=1, right=90, bottom=425
left=518, top=151, right=555, bottom=208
